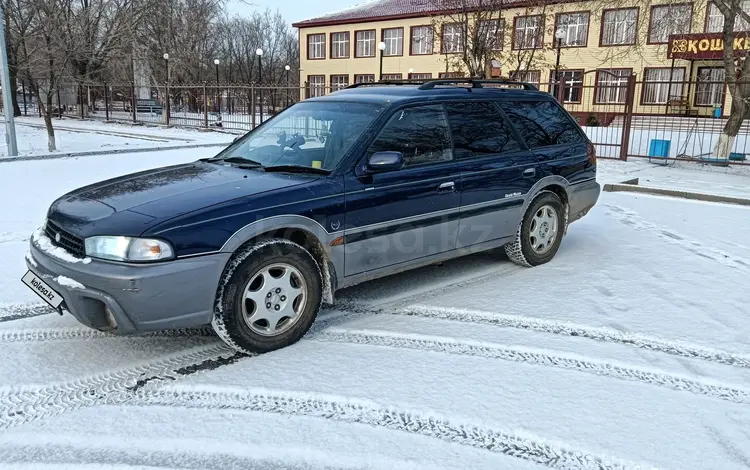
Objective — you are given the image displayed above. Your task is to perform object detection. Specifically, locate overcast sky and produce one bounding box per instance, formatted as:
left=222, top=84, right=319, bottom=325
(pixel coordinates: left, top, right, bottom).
left=227, top=0, right=353, bottom=25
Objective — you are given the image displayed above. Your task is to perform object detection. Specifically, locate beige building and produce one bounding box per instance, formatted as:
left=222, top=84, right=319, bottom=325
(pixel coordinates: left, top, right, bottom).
left=293, top=0, right=750, bottom=119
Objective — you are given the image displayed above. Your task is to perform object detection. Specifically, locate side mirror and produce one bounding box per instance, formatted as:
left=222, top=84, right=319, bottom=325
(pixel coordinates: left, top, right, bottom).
left=365, top=151, right=404, bottom=173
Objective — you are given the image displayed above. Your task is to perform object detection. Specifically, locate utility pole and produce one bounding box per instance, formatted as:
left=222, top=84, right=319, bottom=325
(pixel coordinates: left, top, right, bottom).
left=0, top=9, right=18, bottom=156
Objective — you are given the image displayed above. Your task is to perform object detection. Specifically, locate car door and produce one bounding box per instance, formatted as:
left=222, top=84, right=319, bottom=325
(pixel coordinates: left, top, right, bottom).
left=343, top=103, right=460, bottom=277
left=445, top=101, right=540, bottom=249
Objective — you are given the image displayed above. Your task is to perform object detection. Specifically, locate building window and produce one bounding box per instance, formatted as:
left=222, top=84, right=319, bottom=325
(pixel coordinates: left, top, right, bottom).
left=355, top=30, right=376, bottom=57
left=411, top=26, right=434, bottom=55
left=330, top=74, right=349, bottom=91
left=381, top=74, right=402, bottom=81
left=706, top=1, right=750, bottom=32
left=550, top=70, right=583, bottom=103
left=649, top=4, right=692, bottom=43
left=510, top=70, right=541, bottom=86
left=307, top=75, right=325, bottom=97
left=442, top=23, right=465, bottom=53
left=330, top=32, right=350, bottom=59
left=382, top=28, right=403, bottom=56
left=409, top=72, right=432, bottom=80
left=354, top=74, right=375, bottom=83
left=595, top=69, right=631, bottom=104
left=556, top=12, right=589, bottom=47
left=478, top=19, right=504, bottom=51
left=642, top=68, right=685, bottom=104
left=307, top=34, right=326, bottom=59
left=439, top=72, right=465, bottom=78
left=695, top=67, right=725, bottom=106
left=601, top=8, right=638, bottom=46
left=514, top=15, right=543, bottom=49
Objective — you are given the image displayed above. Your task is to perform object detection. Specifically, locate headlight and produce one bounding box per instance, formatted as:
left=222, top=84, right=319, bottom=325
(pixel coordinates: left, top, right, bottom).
left=84, top=236, right=174, bottom=262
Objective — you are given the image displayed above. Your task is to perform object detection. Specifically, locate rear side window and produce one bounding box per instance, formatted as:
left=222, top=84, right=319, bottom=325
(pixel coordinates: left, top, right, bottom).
left=445, top=102, right=522, bottom=158
left=368, top=104, right=452, bottom=166
left=498, top=100, right=584, bottom=148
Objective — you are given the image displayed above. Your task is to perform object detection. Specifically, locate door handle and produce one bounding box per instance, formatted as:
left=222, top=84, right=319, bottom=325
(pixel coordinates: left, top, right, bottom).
left=523, top=168, right=536, bottom=177
left=438, top=181, right=455, bottom=192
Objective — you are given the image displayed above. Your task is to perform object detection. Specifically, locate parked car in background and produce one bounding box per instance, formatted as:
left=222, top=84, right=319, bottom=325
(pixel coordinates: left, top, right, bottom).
left=23, top=79, right=600, bottom=354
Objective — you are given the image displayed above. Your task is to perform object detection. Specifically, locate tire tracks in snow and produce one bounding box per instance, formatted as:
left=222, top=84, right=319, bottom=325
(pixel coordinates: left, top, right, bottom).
left=0, top=304, right=53, bottom=323
left=0, top=325, right=215, bottom=343
left=128, top=386, right=647, bottom=470
left=315, top=328, right=750, bottom=405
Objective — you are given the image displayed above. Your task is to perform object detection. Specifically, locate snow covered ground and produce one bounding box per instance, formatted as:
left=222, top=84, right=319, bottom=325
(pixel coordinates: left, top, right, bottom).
left=0, top=117, right=235, bottom=157
left=1, top=149, right=750, bottom=469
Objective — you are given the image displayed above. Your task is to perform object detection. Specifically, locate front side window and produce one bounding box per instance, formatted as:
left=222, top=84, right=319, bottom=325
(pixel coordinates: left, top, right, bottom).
left=331, top=32, right=350, bottom=58
left=601, top=8, right=638, bottom=45
left=442, top=23, right=465, bottom=53
left=596, top=69, right=631, bottom=104
left=382, top=28, right=404, bottom=56
left=643, top=68, right=685, bottom=104
left=213, top=101, right=385, bottom=171
left=514, top=15, right=543, bottom=49
left=445, top=102, right=521, bottom=158
left=368, top=105, right=452, bottom=167
left=308, top=34, right=326, bottom=59
left=557, top=12, right=589, bottom=47
left=695, top=67, right=726, bottom=106
left=499, top=100, right=585, bottom=148
left=649, top=4, right=692, bottom=43
left=356, top=30, right=376, bottom=57
left=411, top=26, right=434, bottom=54
left=550, top=70, right=584, bottom=103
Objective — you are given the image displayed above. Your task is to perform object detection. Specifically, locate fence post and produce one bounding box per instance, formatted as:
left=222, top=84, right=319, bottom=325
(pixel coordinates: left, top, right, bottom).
left=203, top=82, right=209, bottom=128
left=251, top=83, right=256, bottom=129
left=619, top=74, right=637, bottom=162
left=104, top=82, right=110, bottom=121
left=131, top=81, right=137, bottom=122
left=165, top=81, right=170, bottom=126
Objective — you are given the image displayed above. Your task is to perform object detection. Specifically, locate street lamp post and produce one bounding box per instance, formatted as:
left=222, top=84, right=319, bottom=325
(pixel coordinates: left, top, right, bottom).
left=163, top=53, right=170, bottom=124
left=285, top=64, right=291, bottom=107
left=256, top=48, right=263, bottom=123
left=214, top=58, right=220, bottom=113
left=378, top=41, right=386, bottom=81
left=554, top=27, right=566, bottom=103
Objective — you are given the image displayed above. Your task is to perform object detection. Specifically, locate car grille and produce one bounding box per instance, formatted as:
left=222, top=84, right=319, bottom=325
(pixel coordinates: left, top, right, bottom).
left=45, top=220, right=85, bottom=258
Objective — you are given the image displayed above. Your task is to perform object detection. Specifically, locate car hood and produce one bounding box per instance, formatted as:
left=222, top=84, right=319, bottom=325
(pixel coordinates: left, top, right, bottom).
left=48, top=161, right=314, bottom=237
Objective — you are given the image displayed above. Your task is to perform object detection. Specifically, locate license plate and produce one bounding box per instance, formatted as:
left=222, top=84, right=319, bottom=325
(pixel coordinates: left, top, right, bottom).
left=21, top=270, right=64, bottom=309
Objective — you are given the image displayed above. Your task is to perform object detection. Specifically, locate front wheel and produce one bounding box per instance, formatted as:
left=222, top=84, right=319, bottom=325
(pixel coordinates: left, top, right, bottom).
left=505, top=191, right=565, bottom=267
left=212, top=239, right=322, bottom=353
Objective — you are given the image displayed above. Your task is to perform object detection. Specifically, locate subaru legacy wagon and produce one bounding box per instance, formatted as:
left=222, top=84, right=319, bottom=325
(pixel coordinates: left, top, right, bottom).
left=23, top=79, right=600, bottom=353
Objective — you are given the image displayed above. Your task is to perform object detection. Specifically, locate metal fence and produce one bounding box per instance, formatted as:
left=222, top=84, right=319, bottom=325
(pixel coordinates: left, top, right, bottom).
left=17, top=77, right=750, bottom=165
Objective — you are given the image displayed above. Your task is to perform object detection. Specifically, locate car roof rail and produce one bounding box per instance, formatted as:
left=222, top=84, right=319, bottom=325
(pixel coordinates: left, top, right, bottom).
left=345, top=80, right=424, bottom=89
left=417, top=79, right=538, bottom=91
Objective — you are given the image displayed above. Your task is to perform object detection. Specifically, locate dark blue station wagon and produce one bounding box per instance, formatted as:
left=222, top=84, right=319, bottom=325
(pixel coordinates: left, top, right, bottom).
left=24, top=79, right=600, bottom=353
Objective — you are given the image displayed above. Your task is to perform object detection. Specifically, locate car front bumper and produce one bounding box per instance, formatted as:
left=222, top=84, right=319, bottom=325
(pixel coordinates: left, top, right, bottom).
left=27, top=239, right=231, bottom=334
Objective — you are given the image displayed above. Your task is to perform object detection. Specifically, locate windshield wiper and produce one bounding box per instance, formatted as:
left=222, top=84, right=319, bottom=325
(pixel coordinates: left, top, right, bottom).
left=205, top=156, right=264, bottom=167
left=262, top=164, right=330, bottom=175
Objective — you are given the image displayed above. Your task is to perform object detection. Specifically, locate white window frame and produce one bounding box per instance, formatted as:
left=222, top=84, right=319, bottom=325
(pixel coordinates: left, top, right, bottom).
left=649, top=5, right=692, bottom=44
left=601, top=9, right=637, bottom=46
left=479, top=19, right=504, bottom=51
left=514, top=15, right=543, bottom=49
left=643, top=68, right=686, bottom=104
left=411, top=26, right=433, bottom=55
left=695, top=67, right=725, bottom=106
left=330, top=74, right=349, bottom=91
left=551, top=70, right=584, bottom=103
left=409, top=72, right=432, bottom=80
left=511, top=70, right=541, bottom=86
left=442, top=23, right=465, bottom=53
left=356, top=30, right=376, bottom=57
left=330, top=32, right=349, bottom=58
left=557, top=12, right=589, bottom=47
left=308, top=75, right=325, bottom=97
left=596, top=69, right=631, bottom=104
left=308, top=34, right=326, bottom=59
left=706, top=1, right=750, bottom=32
left=382, top=28, right=403, bottom=56
left=354, top=74, right=375, bottom=83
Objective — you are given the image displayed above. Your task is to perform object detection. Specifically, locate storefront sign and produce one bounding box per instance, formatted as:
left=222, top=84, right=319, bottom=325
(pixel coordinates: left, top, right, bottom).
left=668, top=32, right=750, bottom=59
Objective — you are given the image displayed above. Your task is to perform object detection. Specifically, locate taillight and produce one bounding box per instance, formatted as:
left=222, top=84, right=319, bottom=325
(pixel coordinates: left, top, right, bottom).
left=587, top=143, right=596, bottom=165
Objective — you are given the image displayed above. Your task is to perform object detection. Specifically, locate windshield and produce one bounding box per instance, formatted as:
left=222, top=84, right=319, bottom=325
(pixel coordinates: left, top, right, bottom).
left=212, top=101, right=385, bottom=171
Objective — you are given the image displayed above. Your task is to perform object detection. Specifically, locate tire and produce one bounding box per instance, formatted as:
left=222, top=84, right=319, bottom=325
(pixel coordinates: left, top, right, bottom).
left=505, top=191, right=565, bottom=267
left=212, top=238, right=322, bottom=354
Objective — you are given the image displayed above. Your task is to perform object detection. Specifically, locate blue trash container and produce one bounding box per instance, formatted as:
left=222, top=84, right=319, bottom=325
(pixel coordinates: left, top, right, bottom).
left=648, top=139, right=670, bottom=164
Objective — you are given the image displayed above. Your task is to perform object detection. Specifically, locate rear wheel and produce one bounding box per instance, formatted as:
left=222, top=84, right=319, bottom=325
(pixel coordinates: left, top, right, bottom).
left=212, top=239, right=322, bottom=353
left=505, top=191, right=565, bottom=267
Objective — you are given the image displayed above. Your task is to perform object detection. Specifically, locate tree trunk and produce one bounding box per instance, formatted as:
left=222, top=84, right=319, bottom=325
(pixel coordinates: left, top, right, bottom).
left=36, top=93, right=56, bottom=152
left=714, top=96, right=748, bottom=159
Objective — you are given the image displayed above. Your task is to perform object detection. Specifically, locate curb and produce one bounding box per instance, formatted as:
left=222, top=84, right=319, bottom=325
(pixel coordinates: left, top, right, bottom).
left=603, top=183, right=750, bottom=207
left=0, top=142, right=231, bottom=164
